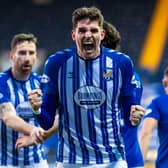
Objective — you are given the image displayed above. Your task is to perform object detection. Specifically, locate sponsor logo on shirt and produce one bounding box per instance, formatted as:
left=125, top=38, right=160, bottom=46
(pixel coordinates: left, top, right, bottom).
left=74, top=86, right=106, bottom=109
left=16, top=101, right=34, bottom=119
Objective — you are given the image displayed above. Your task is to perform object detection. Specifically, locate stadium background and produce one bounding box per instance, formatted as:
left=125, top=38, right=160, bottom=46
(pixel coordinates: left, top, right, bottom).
left=0, top=0, right=167, bottom=167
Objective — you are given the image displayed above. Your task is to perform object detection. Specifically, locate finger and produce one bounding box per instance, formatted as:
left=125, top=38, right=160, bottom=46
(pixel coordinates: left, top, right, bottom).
left=132, top=111, right=144, bottom=118
left=15, top=141, right=22, bottom=150
left=135, top=105, right=145, bottom=112
left=28, top=89, right=42, bottom=96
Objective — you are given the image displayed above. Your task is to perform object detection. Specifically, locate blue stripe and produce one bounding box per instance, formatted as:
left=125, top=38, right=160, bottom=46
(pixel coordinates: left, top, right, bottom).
left=12, top=131, right=18, bottom=166
left=12, top=79, right=19, bottom=107
left=33, top=145, right=40, bottom=163
left=86, top=61, right=103, bottom=163
left=11, top=81, right=19, bottom=165
left=111, top=61, right=125, bottom=159
left=30, top=74, right=36, bottom=90
left=73, top=56, right=89, bottom=164
left=24, top=147, right=30, bottom=165
left=62, top=62, right=76, bottom=163
left=21, top=83, right=28, bottom=100
left=1, top=123, right=7, bottom=165
left=100, top=55, right=116, bottom=161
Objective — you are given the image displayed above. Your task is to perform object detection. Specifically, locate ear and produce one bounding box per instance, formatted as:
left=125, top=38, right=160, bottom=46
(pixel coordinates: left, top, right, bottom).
left=71, top=30, right=76, bottom=41
left=100, top=29, right=105, bottom=40
left=8, top=51, right=13, bottom=60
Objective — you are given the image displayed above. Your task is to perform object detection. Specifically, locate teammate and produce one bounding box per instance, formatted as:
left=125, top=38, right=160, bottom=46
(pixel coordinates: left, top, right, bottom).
left=102, top=20, right=144, bottom=168
left=0, top=33, right=48, bottom=168
left=101, top=20, right=121, bottom=50
left=139, top=67, right=168, bottom=168
left=28, top=6, right=145, bottom=168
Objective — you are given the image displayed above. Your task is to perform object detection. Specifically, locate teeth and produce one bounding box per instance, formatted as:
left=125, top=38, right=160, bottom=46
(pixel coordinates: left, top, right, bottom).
left=83, top=42, right=92, bottom=44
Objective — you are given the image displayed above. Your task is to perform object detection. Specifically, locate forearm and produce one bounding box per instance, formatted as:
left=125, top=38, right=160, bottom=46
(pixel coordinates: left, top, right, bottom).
left=1, top=102, right=35, bottom=135
left=43, top=115, right=59, bottom=139
left=139, top=132, right=152, bottom=160
left=34, top=94, right=58, bottom=130
left=34, top=108, right=55, bottom=130
left=139, top=117, right=157, bottom=161
left=7, top=115, right=35, bottom=134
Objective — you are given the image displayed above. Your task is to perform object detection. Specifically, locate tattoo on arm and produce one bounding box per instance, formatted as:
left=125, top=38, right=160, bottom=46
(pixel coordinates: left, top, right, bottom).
left=0, top=102, right=16, bottom=119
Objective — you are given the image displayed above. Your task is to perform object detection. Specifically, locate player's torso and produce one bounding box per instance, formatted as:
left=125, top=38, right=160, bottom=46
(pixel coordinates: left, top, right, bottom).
left=56, top=49, right=127, bottom=164
left=0, top=70, right=46, bottom=166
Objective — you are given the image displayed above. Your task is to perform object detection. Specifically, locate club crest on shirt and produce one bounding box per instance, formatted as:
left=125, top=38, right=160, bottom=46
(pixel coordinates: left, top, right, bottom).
left=74, top=86, right=106, bottom=109
left=103, top=68, right=113, bottom=81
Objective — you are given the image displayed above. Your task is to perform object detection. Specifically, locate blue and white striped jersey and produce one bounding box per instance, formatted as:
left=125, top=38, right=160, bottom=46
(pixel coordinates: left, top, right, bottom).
left=144, top=94, right=168, bottom=168
left=40, top=46, right=137, bottom=164
left=0, top=69, right=46, bottom=166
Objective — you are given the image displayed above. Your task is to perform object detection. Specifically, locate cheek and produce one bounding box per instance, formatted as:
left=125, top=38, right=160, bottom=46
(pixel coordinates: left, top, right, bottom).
left=32, top=56, right=37, bottom=63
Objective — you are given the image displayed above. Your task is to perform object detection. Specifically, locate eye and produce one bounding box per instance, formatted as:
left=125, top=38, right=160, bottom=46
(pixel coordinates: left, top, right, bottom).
left=78, top=28, right=86, bottom=34
left=29, top=51, right=35, bottom=55
left=91, top=28, right=98, bottom=33
left=18, top=50, right=26, bottom=55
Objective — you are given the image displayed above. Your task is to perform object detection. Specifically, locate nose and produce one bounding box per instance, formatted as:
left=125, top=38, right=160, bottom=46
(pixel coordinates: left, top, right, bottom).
left=85, top=31, right=92, bottom=37
left=24, top=52, right=31, bottom=60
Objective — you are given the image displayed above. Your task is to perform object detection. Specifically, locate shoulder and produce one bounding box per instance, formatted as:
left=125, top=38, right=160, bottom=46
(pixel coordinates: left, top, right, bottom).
left=0, top=70, right=10, bottom=83
left=103, top=47, right=133, bottom=72
left=46, top=47, right=75, bottom=66
left=30, top=72, right=41, bottom=81
left=153, top=94, right=168, bottom=103
left=103, top=47, right=132, bottom=62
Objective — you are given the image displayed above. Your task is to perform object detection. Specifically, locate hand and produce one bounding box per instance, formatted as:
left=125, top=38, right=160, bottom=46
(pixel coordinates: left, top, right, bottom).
left=28, top=89, right=42, bottom=111
left=15, top=135, right=36, bottom=150
left=130, top=105, right=145, bottom=126
left=30, top=127, right=45, bottom=144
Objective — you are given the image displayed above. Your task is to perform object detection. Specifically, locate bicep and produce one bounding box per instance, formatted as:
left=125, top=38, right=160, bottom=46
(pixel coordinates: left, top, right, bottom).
left=141, top=117, right=158, bottom=135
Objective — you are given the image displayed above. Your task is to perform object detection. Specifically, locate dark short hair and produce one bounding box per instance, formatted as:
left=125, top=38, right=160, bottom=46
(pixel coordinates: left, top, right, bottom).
left=11, top=33, right=37, bottom=49
left=72, top=6, right=104, bottom=29
left=101, top=21, right=121, bottom=50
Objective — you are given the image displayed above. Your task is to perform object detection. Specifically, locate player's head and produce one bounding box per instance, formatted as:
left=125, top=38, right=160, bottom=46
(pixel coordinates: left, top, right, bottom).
left=9, top=33, right=38, bottom=77
left=72, top=6, right=104, bottom=29
left=162, top=67, right=168, bottom=94
left=11, top=33, right=37, bottom=50
left=71, top=6, right=105, bottom=60
left=101, top=20, right=121, bottom=50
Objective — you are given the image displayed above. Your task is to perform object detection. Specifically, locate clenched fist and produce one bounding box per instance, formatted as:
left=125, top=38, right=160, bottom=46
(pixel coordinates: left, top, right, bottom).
left=130, top=105, right=145, bottom=126
left=28, top=89, right=42, bottom=112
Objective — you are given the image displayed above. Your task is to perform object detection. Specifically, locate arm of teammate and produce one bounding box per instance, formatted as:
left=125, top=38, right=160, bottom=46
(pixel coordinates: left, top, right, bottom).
left=43, top=114, right=59, bottom=139
left=130, top=105, right=145, bottom=126
left=28, top=89, right=57, bottom=130
left=15, top=114, right=59, bottom=150
left=0, top=102, right=44, bottom=137
left=139, top=117, right=157, bottom=160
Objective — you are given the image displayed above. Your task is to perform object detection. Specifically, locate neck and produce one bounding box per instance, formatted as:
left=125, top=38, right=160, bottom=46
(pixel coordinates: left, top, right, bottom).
left=11, top=68, right=30, bottom=81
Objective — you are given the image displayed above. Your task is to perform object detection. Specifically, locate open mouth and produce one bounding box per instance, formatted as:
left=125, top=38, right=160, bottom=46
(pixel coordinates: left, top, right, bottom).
left=23, top=64, right=31, bottom=69
left=83, top=42, right=95, bottom=51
